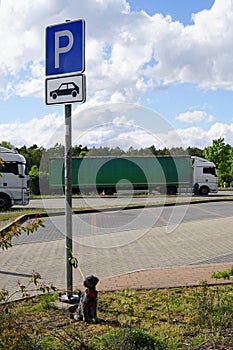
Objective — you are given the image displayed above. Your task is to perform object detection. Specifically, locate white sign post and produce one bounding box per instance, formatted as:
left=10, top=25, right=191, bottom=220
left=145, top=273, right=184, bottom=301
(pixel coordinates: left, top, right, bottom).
left=45, top=19, right=86, bottom=301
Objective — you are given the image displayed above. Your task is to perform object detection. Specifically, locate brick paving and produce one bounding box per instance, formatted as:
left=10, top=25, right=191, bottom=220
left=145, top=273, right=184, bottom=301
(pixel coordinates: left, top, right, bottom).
left=1, top=239, right=232, bottom=297
left=96, top=263, right=233, bottom=291
left=0, top=200, right=233, bottom=299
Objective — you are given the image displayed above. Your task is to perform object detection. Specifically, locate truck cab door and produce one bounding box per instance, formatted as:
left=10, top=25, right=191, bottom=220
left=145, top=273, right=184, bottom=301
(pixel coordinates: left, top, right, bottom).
left=202, top=166, right=217, bottom=184
left=1, top=162, right=24, bottom=199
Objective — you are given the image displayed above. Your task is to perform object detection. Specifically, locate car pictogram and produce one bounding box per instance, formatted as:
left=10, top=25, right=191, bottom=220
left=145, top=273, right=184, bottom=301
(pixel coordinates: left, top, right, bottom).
left=50, top=82, right=79, bottom=99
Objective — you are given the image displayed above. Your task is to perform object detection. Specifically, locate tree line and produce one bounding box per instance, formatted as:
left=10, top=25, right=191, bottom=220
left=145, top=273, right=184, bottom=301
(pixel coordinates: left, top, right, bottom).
left=0, top=137, right=232, bottom=195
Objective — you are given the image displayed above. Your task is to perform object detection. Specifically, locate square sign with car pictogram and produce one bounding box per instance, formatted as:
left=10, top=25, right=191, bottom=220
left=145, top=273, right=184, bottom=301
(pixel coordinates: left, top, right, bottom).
left=45, top=74, right=86, bottom=105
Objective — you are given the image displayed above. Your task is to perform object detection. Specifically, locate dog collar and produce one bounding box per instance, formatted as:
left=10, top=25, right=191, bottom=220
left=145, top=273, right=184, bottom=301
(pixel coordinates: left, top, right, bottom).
left=85, top=289, right=98, bottom=308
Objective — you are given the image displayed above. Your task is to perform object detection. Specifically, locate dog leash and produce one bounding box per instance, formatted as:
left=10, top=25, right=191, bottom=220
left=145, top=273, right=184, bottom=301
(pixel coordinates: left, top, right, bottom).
left=77, top=264, right=85, bottom=281
left=66, top=246, right=85, bottom=281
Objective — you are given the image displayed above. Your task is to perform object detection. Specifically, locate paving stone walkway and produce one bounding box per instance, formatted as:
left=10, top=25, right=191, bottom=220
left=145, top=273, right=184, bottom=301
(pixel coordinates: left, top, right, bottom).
left=1, top=213, right=232, bottom=298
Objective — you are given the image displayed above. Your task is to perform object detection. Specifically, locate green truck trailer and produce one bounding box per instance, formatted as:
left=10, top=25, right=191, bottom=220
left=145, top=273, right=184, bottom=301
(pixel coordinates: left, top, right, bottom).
left=49, top=155, right=195, bottom=195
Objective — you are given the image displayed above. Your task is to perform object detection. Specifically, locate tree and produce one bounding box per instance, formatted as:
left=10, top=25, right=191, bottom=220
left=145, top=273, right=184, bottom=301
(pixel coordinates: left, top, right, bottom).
left=186, top=146, right=203, bottom=157
left=204, top=138, right=233, bottom=186
left=16, top=144, right=44, bottom=170
left=29, top=165, right=40, bottom=195
left=0, top=141, right=15, bottom=150
left=72, top=144, right=89, bottom=156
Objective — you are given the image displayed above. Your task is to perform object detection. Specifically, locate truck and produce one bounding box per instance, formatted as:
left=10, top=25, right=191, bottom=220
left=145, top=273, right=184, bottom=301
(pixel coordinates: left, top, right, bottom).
left=0, top=146, right=30, bottom=210
left=49, top=155, right=218, bottom=196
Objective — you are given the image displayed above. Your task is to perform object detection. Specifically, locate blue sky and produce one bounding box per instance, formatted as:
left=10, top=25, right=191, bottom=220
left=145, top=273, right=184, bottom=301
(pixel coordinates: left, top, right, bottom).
left=128, top=0, right=214, bottom=24
left=0, top=0, right=233, bottom=150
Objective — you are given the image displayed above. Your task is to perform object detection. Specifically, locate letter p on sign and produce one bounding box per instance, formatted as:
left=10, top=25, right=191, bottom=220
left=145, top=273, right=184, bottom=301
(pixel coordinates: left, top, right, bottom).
left=46, top=19, right=85, bottom=76
left=55, top=30, right=74, bottom=69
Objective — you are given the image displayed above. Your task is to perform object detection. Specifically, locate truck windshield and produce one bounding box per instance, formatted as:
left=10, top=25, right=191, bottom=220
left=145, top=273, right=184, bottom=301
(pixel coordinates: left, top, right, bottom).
left=0, top=162, right=19, bottom=175
left=203, top=167, right=216, bottom=176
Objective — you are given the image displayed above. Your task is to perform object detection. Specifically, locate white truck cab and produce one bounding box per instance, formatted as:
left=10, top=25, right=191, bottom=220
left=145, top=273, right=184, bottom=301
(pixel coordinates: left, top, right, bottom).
left=0, top=146, right=30, bottom=210
left=192, top=156, right=218, bottom=195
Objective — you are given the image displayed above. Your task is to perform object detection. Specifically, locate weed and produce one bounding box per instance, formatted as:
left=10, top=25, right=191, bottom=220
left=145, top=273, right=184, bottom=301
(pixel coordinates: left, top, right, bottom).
left=97, top=327, right=165, bottom=350
left=118, top=288, right=140, bottom=326
left=192, top=280, right=233, bottom=330
left=212, top=265, right=233, bottom=281
left=50, top=327, right=93, bottom=350
left=40, top=292, right=58, bottom=310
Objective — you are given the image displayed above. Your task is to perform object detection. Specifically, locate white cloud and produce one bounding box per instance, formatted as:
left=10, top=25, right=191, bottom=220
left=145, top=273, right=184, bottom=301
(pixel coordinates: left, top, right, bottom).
left=175, top=110, right=216, bottom=124
left=1, top=101, right=232, bottom=150
left=1, top=0, right=233, bottom=103
left=175, top=122, right=233, bottom=148
left=207, top=122, right=233, bottom=143
left=146, top=0, right=233, bottom=90
left=0, top=113, right=63, bottom=147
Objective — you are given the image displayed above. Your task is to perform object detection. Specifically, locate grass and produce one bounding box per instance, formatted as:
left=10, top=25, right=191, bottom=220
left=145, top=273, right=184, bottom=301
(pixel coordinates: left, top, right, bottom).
left=0, top=208, right=47, bottom=230
left=1, top=284, right=233, bottom=349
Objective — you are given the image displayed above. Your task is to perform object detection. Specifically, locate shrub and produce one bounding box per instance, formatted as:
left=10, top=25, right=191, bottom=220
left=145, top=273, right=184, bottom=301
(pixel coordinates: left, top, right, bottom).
left=97, top=327, right=165, bottom=350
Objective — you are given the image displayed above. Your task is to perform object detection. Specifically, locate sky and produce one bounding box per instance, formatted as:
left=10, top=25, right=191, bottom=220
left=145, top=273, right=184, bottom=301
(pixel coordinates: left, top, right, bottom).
left=0, top=0, right=233, bottom=151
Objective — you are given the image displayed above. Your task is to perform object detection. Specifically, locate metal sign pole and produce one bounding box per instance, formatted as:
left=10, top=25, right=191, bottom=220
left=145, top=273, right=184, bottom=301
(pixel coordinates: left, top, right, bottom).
left=65, top=103, right=73, bottom=298
left=45, top=18, right=86, bottom=303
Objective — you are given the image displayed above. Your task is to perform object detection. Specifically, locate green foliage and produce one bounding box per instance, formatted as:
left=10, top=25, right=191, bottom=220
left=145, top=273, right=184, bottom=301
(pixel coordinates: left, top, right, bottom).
left=29, top=165, right=40, bottom=195
left=186, top=146, right=203, bottom=157
left=29, top=164, right=39, bottom=177
left=192, top=280, right=233, bottom=330
left=212, top=265, right=233, bottom=280
left=97, top=328, right=164, bottom=350
left=72, top=144, right=89, bottom=157
left=16, top=144, right=44, bottom=170
left=0, top=141, right=15, bottom=150
left=119, top=288, right=140, bottom=326
left=1, top=272, right=56, bottom=304
left=0, top=216, right=45, bottom=250
left=0, top=278, right=57, bottom=349
left=49, top=327, right=93, bottom=350
left=0, top=314, right=33, bottom=350
left=204, top=137, right=233, bottom=186
left=39, top=292, right=59, bottom=309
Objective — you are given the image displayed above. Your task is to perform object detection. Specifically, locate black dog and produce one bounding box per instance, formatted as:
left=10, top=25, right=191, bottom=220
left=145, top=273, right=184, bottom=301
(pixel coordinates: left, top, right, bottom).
left=74, top=275, right=99, bottom=323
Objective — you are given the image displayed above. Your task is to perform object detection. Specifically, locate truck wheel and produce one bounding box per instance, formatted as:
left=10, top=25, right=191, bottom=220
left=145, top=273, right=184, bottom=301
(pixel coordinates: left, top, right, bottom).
left=158, top=186, right=166, bottom=194
left=73, top=188, right=80, bottom=195
left=105, top=188, right=115, bottom=196
left=97, top=188, right=103, bottom=195
left=166, top=186, right=177, bottom=195
left=199, top=186, right=209, bottom=195
left=0, top=194, right=12, bottom=210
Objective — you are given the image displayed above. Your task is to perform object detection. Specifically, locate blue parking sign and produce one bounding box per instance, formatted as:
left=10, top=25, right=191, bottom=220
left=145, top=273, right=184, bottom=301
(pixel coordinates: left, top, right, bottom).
left=46, top=19, right=85, bottom=76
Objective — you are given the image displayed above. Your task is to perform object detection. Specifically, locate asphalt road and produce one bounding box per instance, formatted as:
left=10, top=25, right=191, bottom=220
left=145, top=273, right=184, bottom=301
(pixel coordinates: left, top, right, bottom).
left=13, top=200, right=233, bottom=248
left=16, top=190, right=233, bottom=210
